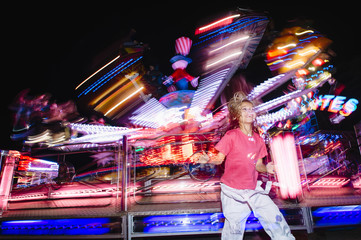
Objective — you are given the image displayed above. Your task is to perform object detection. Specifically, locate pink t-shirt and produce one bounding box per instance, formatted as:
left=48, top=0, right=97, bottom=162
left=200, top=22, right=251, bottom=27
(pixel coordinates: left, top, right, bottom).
left=215, top=128, right=268, bottom=190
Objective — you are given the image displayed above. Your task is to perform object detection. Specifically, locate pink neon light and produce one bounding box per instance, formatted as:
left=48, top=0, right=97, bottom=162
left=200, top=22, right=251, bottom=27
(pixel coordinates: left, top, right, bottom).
left=270, top=133, right=302, bottom=199
left=0, top=152, right=17, bottom=213
left=150, top=180, right=220, bottom=194
left=311, top=177, right=350, bottom=188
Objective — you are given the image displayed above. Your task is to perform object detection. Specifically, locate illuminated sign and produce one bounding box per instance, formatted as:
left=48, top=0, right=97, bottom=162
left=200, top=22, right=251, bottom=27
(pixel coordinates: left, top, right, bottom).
left=312, top=95, right=358, bottom=116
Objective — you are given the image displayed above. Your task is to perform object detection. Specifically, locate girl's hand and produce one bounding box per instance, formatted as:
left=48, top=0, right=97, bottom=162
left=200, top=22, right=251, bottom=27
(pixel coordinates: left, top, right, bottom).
left=266, top=162, right=275, bottom=174
left=197, top=154, right=210, bottom=164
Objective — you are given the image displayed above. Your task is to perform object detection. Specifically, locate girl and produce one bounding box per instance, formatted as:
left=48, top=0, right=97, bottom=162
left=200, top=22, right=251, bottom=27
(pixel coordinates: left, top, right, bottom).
left=198, top=92, right=295, bottom=240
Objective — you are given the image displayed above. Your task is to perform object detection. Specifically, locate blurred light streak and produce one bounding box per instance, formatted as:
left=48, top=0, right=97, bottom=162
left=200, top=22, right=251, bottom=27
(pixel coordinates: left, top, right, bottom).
left=129, top=98, right=168, bottom=128
left=77, top=56, right=142, bottom=98
left=93, top=78, right=141, bottom=111
left=277, top=43, right=297, bottom=49
left=90, top=75, right=129, bottom=106
left=104, top=86, right=144, bottom=116
left=75, top=55, right=120, bottom=90
left=190, top=68, right=229, bottom=111
left=195, top=14, right=240, bottom=35
left=285, top=60, right=305, bottom=69
left=270, top=133, right=302, bottom=199
left=298, top=48, right=319, bottom=56
left=70, top=123, right=129, bottom=134
left=267, top=48, right=288, bottom=59
left=295, top=30, right=314, bottom=36
left=209, top=35, right=249, bottom=53
left=206, top=51, right=242, bottom=68
left=256, top=108, right=294, bottom=125
left=255, top=89, right=303, bottom=113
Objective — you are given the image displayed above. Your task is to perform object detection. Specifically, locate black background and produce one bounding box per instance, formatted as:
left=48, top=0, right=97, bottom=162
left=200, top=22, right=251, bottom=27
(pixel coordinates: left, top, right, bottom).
left=2, top=1, right=360, bottom=150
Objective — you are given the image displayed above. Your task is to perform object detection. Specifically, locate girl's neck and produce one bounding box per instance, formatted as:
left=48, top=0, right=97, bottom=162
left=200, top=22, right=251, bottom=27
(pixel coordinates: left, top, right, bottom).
left=240, top=124, right=253, bottom=136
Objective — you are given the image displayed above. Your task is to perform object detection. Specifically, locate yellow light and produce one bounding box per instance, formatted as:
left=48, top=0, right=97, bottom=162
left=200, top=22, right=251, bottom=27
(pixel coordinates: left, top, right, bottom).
left=104, top=86, right=144, bottom=116
left=295, top=30, right=314, bottom=36
left=277, top=43, right=296, bottom=49
left=285, top=60, right=305, bottom=69
left=298, top=47, right=319, bottom=56
left=90, top=71, right=140, bottom=106
left=90, top=77, right=129, bottom=106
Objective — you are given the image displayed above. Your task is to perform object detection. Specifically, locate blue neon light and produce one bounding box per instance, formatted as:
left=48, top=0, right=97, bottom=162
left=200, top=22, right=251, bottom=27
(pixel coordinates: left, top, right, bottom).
left=1, top=218, right=111, bottom=235
left=312, top=205, right=361, bottom=227
left=141, top=212, right=262, bottom=234
left=78, top=56, right=143, bottom=98
left=194, top=17, right=267, bottom=48
left=299, top=35, right=320, bottom=42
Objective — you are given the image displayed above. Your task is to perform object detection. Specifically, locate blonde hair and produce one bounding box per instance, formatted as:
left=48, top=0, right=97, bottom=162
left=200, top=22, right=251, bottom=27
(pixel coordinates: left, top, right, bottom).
left=227, top=91, right=256, bottom=129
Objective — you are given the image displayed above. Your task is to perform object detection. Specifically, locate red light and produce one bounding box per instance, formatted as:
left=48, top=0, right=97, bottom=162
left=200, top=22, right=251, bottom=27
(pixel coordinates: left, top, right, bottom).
left=296, top=68, right=309, bottom=77
left=195, top=14, right=239, bottom=35
left=312, top=58, right=325, bottom=67
left=267, top=48, right=288, bottom=60
left=285, top=120, right=292, bottom=129
left=307, top=91, right=314, bottom=99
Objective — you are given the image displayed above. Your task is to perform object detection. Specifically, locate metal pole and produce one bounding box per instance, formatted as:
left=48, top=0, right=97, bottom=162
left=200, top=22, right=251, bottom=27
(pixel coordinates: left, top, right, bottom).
left=115, top=140, right=121, bottom=212
left=301, top=207, right=314, bottom=234
left=121, top=135, right=128, bottom=212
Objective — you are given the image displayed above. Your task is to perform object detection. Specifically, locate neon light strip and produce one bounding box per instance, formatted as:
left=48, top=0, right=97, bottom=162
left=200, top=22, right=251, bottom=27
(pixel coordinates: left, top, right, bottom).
left=75, top=55, right=120, bottom=90
left=247, top=73, right=286, bottom=100
left=129, top=98, right=167, bottom=128
left=206, top=51, right=242, bottom=68
left=195, top=14, right=240, bottom=35
left=295, top=30, right=314, bottom=36
left=77, top=56, right=142, bottom=98
left=255, top=90, right=302, bottom=113
left=209, top=36, right=249, bottom=53
left=195, top=17, right=266, bottom=48
left=1, top=218, right=111, bottom=235
left=70, top=123, right=129, bottom=134
left=256, top=108, right=295, bottom=125
left=190, top=68, right=229, bottom=111
left=277, top=43, right=297, bottom=49
left=310, top=178, right=350, bottom=188
left=78, top=58, right=134, bottom=97
left=312, top=205, right=361, bottom=227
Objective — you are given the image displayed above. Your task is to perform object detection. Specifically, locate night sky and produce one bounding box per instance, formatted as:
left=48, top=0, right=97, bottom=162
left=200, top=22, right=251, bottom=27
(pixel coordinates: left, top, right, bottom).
left=2, top=2, right=360, bottom=150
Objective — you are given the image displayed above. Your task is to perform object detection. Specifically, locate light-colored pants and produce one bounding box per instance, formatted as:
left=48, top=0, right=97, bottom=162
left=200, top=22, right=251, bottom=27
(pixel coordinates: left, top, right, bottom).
left=221, top=182, right=295, bottom=240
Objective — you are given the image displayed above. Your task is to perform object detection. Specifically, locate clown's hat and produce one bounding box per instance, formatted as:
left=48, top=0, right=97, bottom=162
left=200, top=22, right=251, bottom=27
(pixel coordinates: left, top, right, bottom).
left=175, top=36, right=192, bottom=56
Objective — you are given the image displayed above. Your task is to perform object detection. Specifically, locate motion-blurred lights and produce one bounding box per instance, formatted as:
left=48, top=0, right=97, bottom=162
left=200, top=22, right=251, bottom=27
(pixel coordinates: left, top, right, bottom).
left=206, top=51, right=243, bottom=68
left=104, top=86, right=144, bottom=116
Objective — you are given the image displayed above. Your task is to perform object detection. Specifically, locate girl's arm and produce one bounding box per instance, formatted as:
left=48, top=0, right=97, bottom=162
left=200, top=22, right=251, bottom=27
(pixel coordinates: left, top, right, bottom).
left=256, top=158, right=275, bottom=174
left=197, top=150, right=225, bottom=165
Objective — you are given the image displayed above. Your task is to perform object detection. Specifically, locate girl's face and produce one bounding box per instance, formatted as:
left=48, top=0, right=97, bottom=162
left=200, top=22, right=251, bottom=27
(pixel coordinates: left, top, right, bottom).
left=238, top=101, right=256, bottom=124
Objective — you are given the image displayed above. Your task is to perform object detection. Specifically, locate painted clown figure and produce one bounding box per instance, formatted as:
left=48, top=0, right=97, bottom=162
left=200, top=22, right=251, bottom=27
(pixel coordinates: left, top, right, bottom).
left=163, top=37, right=199, bottom=92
